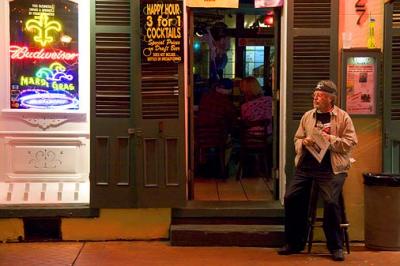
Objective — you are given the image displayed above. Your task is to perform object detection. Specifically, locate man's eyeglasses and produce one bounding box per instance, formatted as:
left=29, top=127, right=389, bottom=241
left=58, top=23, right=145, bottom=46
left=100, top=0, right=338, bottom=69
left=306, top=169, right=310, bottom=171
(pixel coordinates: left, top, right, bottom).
left=312, top=91, right=329, bottom=99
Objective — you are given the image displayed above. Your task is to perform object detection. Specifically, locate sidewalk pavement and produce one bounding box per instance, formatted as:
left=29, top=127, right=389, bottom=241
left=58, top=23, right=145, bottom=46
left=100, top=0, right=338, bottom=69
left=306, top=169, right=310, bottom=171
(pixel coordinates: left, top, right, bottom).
left=1, top=241, right=399, bottom=266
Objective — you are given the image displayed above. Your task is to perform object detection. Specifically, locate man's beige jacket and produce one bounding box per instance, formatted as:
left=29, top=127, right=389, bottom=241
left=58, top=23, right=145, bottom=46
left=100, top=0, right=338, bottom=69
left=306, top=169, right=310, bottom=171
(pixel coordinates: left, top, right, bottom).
left=294, top=105, right=358, bottom=174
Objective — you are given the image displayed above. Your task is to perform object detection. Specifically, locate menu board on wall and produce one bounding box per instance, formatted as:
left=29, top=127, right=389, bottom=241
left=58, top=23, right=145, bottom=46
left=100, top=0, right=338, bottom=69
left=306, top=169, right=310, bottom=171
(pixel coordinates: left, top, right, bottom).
left=186, top=0, right=238, bottom=8
left=345, top=57, right=376, bottom=115
left=140, top=0, right=183, bottom=64
left=9, top=0, right=79, bottom=110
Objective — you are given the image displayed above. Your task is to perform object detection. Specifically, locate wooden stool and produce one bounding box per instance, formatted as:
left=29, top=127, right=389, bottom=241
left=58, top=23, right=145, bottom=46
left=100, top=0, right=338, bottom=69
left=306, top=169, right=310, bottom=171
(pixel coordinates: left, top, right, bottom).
left=306, top=180, right=350, bottom=254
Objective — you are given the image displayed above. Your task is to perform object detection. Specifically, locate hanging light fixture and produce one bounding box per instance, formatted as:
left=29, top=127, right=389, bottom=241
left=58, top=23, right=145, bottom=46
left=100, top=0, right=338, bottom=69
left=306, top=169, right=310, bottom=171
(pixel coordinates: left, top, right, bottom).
left=263, top=10, right=274, bottom=27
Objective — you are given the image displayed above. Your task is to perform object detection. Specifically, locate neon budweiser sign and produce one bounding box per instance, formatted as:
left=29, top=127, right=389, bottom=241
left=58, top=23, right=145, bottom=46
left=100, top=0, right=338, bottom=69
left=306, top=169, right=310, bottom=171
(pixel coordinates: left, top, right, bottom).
left=9, top=45, right=79, bottom=61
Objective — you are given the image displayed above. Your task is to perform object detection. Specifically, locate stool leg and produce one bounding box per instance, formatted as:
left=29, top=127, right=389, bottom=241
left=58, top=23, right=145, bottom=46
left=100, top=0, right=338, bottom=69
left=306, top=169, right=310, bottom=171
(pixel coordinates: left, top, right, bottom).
left=236, top=159, right=242, bottom=180
left=219, top=147, right=225, bottom=178
left=307, top=224, right=314, bottom=253
left=339, top=193, right=350, bottom=254
left=344, top=228, right=350, bottom=254
left=236, top=149, right=245, bottom=180
left=307, top=181, right=318, bottom=253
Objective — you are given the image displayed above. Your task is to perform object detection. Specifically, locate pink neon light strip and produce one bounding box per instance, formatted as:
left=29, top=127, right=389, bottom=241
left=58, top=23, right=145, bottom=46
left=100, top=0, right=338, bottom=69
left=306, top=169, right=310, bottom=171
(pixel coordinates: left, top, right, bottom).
left=9, top=45, right=79, bottom=61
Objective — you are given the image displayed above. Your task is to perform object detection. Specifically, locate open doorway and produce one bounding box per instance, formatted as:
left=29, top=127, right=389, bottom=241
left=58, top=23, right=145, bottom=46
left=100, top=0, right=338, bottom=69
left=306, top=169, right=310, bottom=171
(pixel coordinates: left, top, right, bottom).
left=188, top=4, right=280, bottom=202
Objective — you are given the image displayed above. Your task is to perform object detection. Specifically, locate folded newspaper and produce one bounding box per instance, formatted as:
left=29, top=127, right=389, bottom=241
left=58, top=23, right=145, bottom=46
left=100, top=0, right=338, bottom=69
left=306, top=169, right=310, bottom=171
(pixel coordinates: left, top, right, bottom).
left=305, top=128, right=330, bottom=163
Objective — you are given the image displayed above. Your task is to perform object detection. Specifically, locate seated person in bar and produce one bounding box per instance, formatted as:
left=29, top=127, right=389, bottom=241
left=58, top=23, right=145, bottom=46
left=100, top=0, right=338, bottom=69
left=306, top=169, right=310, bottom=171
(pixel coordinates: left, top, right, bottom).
left=236, top=76, right=273, bottom=177
left=239, top=76, right=272, bottom=136
left=197, top=78, right=236, bottom=131
left=196, top=79, right=236, bottom=177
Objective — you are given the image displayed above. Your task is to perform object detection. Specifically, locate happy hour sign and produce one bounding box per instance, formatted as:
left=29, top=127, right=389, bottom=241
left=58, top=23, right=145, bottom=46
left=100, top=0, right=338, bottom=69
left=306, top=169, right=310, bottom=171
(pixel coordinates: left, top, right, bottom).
left=141, top=0, right=183, bottom=64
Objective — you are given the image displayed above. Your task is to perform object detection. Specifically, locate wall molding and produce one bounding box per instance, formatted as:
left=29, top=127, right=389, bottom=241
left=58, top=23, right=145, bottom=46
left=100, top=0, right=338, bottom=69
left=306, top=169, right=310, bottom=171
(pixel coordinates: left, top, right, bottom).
left=1, top=109, right=86, bottom=130
left=22, top=117, right=69, bottom=130
left=0, top=131, right=89, bottom=136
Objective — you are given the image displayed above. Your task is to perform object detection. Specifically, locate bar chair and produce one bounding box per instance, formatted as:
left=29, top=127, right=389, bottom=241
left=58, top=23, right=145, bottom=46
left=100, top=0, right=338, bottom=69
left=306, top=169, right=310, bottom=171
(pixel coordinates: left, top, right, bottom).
left=236, top=119, right=271, bottom=181
left=306, top=180, right=350, bottom=254
left=195, top=125, right=228, bottom=178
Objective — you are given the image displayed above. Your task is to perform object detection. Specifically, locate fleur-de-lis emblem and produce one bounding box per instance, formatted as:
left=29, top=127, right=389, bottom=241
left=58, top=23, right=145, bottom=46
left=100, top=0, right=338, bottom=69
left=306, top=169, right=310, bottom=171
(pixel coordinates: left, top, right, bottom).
left=25, top=13, right=62, bottom=47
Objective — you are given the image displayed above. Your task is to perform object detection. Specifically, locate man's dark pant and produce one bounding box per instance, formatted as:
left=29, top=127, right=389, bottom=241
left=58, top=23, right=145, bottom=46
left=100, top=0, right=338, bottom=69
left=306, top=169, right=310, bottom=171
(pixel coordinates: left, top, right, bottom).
left=283, top=169, right=346, bottom=251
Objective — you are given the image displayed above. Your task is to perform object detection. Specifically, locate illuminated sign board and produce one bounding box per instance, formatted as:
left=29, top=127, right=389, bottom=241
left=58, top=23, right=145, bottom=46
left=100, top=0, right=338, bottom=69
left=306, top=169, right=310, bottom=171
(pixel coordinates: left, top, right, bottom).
left=345, top=56, right=377, bottom=115
left=9, top=0, right=79, bottom=110
left=140, top=0, right=183, bottom=64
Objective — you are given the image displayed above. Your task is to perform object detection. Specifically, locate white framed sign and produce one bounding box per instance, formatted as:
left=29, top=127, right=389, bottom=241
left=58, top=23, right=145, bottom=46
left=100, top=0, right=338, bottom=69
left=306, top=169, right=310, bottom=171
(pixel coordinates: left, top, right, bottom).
left=186, top=0, right=238, bottom=8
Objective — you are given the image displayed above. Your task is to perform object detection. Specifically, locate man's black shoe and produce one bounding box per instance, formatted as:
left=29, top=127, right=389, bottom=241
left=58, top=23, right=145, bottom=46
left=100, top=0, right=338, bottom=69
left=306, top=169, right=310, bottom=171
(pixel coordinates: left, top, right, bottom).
left=277, top=245, right=302, bottom=255
left=331, top=249, right=345, bottom=261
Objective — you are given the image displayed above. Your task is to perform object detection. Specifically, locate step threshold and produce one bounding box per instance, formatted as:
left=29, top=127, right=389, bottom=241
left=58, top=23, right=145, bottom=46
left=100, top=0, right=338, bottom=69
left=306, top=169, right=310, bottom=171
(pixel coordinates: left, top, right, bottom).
left=171, top=224, right=284, bottom=233
left=173, top=200, right=284, bottom=218
left=170, top=224, right=285, bottom=247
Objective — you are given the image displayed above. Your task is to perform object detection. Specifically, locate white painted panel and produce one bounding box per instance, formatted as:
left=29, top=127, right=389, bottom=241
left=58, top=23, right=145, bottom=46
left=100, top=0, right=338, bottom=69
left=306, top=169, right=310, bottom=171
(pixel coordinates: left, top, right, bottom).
left=3, top=137, right=88, bottom=182
left=11, top=145, right=79, bottom=173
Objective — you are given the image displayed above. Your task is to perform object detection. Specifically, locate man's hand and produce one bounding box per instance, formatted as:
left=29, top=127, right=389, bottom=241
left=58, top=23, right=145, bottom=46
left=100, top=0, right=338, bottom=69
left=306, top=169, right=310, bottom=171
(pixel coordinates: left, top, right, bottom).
left=302, top=137, right=315, bottom=146
left=321, top=131, right=331, bottom=142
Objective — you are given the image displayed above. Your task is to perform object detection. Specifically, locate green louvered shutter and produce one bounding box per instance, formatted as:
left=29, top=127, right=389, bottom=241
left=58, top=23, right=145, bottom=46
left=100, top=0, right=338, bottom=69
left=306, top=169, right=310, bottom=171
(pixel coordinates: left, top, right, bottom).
left=285, top=0, right=339, bottom=181
left=383, top=0, right=400, bottom=172
left=90, top=0, right=186, bottom=208
left=135, top=0, right=185, bottom=207
left=90, top=0, right=136, bottom=207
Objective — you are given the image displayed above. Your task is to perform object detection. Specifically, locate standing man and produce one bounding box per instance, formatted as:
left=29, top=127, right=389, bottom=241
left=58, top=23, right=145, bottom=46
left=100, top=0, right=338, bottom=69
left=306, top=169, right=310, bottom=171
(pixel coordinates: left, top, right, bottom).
left=278, top=80, right=358, bottom=261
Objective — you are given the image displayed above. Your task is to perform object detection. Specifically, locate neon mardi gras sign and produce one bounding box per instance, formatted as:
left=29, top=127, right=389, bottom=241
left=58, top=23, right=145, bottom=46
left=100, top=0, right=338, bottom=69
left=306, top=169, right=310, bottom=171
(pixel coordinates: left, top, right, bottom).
left=9, top=0, right=79, bottom=110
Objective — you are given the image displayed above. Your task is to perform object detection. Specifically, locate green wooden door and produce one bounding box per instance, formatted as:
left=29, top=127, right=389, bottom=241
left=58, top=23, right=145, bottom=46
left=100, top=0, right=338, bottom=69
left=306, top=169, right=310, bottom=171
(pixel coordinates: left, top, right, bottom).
left=383, top=1, right=400, bottom=172
left=90, top=0, right=186, bottom=208
left=135, top=61, right=186, bottom=207
left=90, top=0, right=135, bottom=208
left=285, top=0, right=338, bottom=182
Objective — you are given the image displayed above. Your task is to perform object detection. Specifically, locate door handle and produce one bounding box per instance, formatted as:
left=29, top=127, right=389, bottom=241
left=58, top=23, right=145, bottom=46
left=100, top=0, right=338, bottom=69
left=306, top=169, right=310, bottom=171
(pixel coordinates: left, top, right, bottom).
left=128, top=128, right=135, bottom=135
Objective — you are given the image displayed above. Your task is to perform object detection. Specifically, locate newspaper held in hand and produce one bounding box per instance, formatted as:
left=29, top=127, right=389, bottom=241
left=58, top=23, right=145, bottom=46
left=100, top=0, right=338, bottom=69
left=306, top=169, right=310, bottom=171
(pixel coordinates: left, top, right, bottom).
left=305, top=128, right=330, bottom=163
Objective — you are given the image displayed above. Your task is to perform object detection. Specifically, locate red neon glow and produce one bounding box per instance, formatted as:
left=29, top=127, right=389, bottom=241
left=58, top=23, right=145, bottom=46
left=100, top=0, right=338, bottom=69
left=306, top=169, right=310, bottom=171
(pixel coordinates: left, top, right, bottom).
left=9, top=45, right=78, bottom=61
left=263, top=16, right=274, bottom=26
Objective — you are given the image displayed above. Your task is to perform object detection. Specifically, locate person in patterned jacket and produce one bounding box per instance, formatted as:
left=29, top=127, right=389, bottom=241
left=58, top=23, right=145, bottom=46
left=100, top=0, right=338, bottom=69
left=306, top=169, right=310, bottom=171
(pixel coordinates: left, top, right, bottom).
left=239, top=76, right=272, bottom=135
